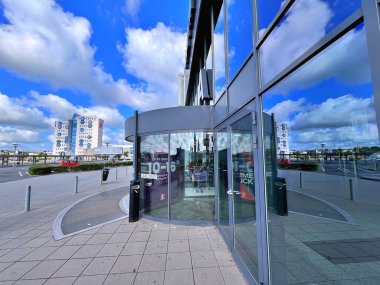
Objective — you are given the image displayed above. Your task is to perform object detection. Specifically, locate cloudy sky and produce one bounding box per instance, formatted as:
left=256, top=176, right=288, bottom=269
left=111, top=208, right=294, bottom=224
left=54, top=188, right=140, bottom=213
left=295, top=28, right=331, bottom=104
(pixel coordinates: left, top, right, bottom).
left=0, top=0, right=188, bottom=151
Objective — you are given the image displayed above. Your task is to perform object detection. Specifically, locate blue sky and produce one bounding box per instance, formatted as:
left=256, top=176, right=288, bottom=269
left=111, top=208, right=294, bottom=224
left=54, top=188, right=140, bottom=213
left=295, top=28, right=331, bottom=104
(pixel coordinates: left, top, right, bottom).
left=0, top=0, right=189, bottom=151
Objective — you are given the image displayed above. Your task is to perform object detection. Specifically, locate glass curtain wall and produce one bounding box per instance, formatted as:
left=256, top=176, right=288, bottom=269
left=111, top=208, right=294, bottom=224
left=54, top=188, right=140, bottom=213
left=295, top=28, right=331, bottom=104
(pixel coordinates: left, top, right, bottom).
left=214, top=3, right=226, bottom=99
left=170, top=132, right=215, bottom=221
left=263, top=22, right=380, bottom=284
left=139, top=132, right=214, bottom=221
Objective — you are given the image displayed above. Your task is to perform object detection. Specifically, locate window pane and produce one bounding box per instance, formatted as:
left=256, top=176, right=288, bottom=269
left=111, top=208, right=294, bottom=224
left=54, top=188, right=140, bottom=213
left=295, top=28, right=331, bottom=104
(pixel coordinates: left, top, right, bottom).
left=260, top=0, right=361, bottom=85
left=140, top=134, right=169, bottom=218
left=257, top=0, right=283, bottom=36
left=227, top=0, right=253, bottom=81
left=170, top=132, right=215, bottom=221
left=214, top=4, right=226, bottom=99
left=263, top=23, right=380, bottom=284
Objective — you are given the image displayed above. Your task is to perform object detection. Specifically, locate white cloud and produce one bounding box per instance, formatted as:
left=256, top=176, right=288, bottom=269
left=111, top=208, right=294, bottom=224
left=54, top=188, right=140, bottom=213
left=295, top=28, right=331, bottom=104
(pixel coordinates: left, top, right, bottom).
left=119, top=23, right=186, bottom=109
left=0, top=126, right=43, bottom=144
left=265, top=98, right=304, bottom=124
left=0, top=0, right=162, bottom=110
left=124, top=0, right=142, bottom=17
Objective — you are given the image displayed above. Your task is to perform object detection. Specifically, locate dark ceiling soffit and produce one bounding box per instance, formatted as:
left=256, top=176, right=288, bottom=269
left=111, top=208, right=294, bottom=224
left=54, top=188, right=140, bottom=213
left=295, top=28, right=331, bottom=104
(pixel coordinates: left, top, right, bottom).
left=185, top=0, right=223, bottom=105
left=124, top=105, right=213, bottom=142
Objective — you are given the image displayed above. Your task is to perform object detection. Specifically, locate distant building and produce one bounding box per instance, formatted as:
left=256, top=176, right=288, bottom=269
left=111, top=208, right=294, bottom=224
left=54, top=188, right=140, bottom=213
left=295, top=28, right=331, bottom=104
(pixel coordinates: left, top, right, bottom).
left=276, top=123, right=290, bottom=155
left=178, top=71, right=189, bottom=106
left=53, top=114, right=104, bottom=155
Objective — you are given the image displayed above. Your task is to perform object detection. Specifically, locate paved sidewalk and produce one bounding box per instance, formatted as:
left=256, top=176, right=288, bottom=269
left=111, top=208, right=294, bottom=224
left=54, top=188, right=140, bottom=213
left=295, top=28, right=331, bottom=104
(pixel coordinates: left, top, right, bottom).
left=0, top=170, right=247, bottom=285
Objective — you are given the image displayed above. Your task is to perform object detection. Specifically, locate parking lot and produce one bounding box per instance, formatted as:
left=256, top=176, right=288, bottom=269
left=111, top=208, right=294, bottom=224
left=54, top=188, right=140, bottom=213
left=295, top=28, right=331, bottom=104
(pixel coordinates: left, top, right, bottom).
left=0, top=167, right=31, bottom=184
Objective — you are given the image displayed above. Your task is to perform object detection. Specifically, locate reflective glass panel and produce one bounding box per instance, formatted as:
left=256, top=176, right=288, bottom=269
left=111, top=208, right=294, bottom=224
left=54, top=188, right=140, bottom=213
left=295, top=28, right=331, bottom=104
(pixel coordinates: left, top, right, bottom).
left=140, top=134, right=169, bottom=218
left=170, top=132, right=215, bottom=221
left=260, top=0, right=361, bottom=85
left=231, top=114, right=259, bottom=280
left=217, top=128, right=230, bottom=236
left=263, top=23, right=380, bottom=284
left=226, top=0, right=253, bottom=81
left=214, top=4, right=226, bottom=99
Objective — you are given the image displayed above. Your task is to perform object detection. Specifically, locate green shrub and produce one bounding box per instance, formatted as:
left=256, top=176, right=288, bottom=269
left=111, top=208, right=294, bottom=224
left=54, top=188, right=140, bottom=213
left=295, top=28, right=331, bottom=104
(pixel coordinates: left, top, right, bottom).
left=278, top=163, right=319, bottom=171
left=70, top=163, right=104, bottom=172
left=52, top=166, right=69, bottom=173
left=28, top=165, right=53, bottom=175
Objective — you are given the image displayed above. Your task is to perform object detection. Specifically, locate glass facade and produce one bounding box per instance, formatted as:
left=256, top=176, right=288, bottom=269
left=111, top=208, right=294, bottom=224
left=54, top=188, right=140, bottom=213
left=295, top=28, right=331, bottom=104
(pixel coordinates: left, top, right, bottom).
left=214, top=3, right=226, bottom=99
left=139, top=132, right=214, bottom=221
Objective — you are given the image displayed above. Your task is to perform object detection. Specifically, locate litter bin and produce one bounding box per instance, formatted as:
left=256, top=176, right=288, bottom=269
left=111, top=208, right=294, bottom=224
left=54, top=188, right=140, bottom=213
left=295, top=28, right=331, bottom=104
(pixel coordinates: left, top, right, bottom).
left=275, top=177, right=288, bottom=216
left=129, top=180, right=140, bottom=222
left=102, top=168, right=110, bottom=182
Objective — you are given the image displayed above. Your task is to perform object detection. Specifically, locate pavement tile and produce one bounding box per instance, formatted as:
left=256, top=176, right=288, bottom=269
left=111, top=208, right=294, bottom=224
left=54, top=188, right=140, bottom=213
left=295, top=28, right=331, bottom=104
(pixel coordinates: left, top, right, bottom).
left=0, top=263, right=12, bottom=274
left=0, top=238, right=32, bottom=249
left=44, top=276, right=76, bottom=285
left=0, top=241, right=11, bottom=247
left=169, top=230, right=188, bottom=240
left=97, top=223, right=122, bottom=234
left=107, top=232, right=131, bottom=244
left=73, top=274, right=107, bottom=285
left=13, top=279, right=46, bottom=285
left=167, top=239, right=189, bottom=253
left=135, top=224, right=153, bottom=232
left=134, top=271, right=164, bottom=285
left=149, top=231, right=169, bottom=241
left=81, top=256, right=117, bottom=275
left=64, top=235, right=91, bottom=246
left=22, top=259, right=66, bottom=279
left=121, top=242, right=146, bottom=255
left=191, top=251, right=218, bottom=268
left=214, top=250, right=235, bottom=267
left=20, top=229, right=46, bottom=239
left=209, top=238, right=228, bottom=251
left=193, top=267, right=225, bottom=285
left=220, top=266, right=247, bottom=285
left=145, top=241, right=168, bottom=254
left=138, top=254, right=166, bottom=272
left=128, top=231, right=150, bottom=242
left=71, top=244, right=102, bottom=258
left=0, top=281, right=12, bottom=285
left=0, top=250, right=11, bottom=258
left=0, top=261, right=39, bottom=281
left=43, top=238, right=71, bottom=247
left=164, top=269, right=194, bottom=285
left=189, top=238, right=211, bottom=252
left=85, top=233, right=112, bottom=245
left=111, top=255, right=142, bottom=274
left=188, top=228, right=207, bottom=239
left=21, top=247, right=58, bottom=261
left=116, top=225, right=136, bottom=233
left=103, top=273, right=136, bottom=285
left=151, top=224, right=170, bottom=232
left=52, top=258, right=92, bottom=278
left=19, top=237, right=51, bottom=248
left=0, top=248, right=35, bottom=262
left=96, top=243, right=124, bottom=257
left=46, top=245, right=81, bottom=260
left=166, top=252, right=191, bottom=270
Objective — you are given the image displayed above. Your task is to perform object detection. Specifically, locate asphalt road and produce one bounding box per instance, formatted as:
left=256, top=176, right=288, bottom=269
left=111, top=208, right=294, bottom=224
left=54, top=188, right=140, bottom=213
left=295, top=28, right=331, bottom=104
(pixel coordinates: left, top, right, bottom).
left=0, top=166, right=32, bottom=183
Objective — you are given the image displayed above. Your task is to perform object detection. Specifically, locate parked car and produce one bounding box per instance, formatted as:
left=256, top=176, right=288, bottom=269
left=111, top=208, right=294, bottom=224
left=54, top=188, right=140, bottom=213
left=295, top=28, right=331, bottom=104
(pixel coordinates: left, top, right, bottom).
left=59, top=160, right=80, bottom=167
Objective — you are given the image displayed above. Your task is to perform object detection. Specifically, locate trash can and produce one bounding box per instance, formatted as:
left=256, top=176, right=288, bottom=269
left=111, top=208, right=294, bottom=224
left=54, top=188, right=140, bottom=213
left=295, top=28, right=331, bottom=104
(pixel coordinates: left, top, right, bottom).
left=129, top=180, right=140, bottom=222
left=102, top=168, right=110, bottom=182
left=275, top=177, right=288, bottom=216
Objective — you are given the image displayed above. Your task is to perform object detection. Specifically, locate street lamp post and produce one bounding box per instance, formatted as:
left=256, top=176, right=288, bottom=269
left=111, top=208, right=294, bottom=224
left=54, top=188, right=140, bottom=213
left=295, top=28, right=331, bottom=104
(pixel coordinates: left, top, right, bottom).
left=12, top=143, right=18, bottom=168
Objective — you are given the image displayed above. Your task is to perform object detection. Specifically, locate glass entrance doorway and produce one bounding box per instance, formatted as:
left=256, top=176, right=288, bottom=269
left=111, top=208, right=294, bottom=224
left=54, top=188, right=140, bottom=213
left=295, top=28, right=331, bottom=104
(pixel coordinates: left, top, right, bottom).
left=216, top=102, right=259, bottom=282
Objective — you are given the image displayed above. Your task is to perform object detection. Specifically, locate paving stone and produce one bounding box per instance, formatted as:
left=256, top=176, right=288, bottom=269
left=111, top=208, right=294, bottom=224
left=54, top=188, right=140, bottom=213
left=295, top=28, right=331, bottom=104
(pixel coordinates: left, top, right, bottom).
left=193, top=267, right=225, bottom=285
left=71, top=244, right=102, bottom=258
left=121, top=242, right=146, bottom=255
left=191, top=251, right=218, bottom=268
left=85, top=233, right=112, bottom=245
left=189, top=238, right=211, bottom=252
left=166, top=252, right=191, bottom=270
left=164, top=269, right=194, bottom=285
left=52, top=258, right=92, bottom=278
left=135, top=224, right=153, bottom=232
left=97, top=223, right=122, bottom=234
left=107, top=232, right=131, bottom=244
left=0, top=238, right=32, bottom=249
left=188, top=228, right=207, bottom=239
left=0, top=263, right=12, bottom=274
left=209, top=238, right=228, bottom=251
left=22, top=259, right=66, bottom=279
left=169, top=230, right=188, bottom=240
left=128, top=231, right=150, bottom=242
left=0, top=261, right=39, bottom=281
left=116, top=225, right=136, bottom=233
left=46, top=246, right=81, bottom=260
left=151, top=224, right=170, bottom=232
left=0, top=248, right=35, bottom=262
left=43, top=238, right=71, bottom=247
left=64, top=235, right=91, bottom=246
left=220, top=266, right=247, bottom=285
left=103, top=273, right=136, bottom=285
left=149, top=231, right=169, bottom=241
left=138, top=254, right=166, bottom=272
left=214, top=250, right=235, bottom=267
left=134, top=271, right=164, bottom=285
left=0, top=250, right=11, bottom=258
left=167, top=239, right=189, bottom=253
left=73, top=274, right=107, bottom=285
left=21, top=247, right=58, bottom=261
left=145, top=241, right=168, bottom=254
left=13, top=279, right=46, bottom=285
left=111, top=255, right=142, bottom=274
left=96, top=243, right=124, bottom=257
left=44, top=276, right=76, bottom=285
left=81, top=256, right=117, bottom=275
